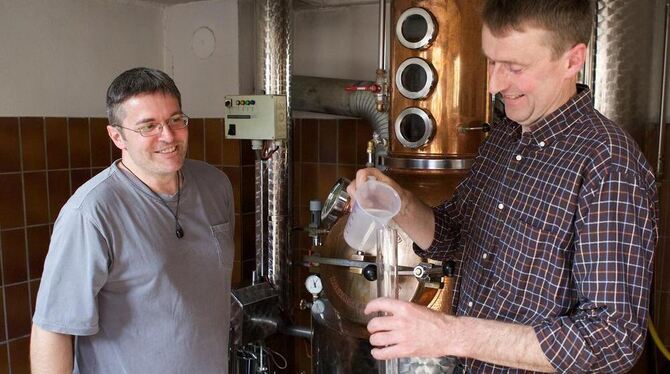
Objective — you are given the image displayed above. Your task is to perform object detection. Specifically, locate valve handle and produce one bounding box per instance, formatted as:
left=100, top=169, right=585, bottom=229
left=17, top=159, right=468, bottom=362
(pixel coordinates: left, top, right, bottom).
left=345, top=84, right=381, bottom=93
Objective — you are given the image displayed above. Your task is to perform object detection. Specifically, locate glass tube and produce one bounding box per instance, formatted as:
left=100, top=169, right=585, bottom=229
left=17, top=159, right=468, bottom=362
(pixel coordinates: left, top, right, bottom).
left=376, top=226, right=399, bottom=374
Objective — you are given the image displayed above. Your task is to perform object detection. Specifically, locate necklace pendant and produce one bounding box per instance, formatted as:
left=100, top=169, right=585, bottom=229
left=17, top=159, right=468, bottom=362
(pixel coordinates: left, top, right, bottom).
left=176, top=224, right=184, bottom=239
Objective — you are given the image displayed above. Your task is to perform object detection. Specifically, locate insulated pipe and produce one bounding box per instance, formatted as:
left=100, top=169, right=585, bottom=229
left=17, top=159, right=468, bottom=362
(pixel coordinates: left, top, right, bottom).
left=254, top=0, right=292, bottom=309
left=292, top=75, right=389, bottom=141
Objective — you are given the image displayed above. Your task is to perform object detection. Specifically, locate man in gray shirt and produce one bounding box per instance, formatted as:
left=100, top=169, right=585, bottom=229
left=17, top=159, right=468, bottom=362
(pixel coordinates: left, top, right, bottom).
left=30, top=67, right=235, bottom=373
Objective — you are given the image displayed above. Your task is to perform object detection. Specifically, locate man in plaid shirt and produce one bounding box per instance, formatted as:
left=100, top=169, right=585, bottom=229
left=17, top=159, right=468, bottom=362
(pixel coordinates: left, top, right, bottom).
left=349, top=0, right=658, bottom=372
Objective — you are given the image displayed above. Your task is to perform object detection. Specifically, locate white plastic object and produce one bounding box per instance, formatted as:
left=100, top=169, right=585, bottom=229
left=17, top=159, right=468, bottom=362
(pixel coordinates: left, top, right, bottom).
left=343, top=176, right=401, bottom=252
left=376, top=226, right=399, bottom=374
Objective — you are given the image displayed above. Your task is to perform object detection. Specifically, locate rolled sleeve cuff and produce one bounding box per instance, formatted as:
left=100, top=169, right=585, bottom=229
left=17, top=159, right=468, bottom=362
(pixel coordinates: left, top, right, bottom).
left=533, top=319, right=592, bottom=373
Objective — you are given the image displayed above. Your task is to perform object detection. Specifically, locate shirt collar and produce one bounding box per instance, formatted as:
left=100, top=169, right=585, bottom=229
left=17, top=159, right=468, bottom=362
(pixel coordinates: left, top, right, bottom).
left=501, top=84, right=592, bottom=146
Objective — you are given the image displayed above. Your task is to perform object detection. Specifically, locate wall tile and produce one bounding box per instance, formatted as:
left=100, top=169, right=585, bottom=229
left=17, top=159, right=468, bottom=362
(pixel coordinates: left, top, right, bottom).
left=242, top=259, right=255, bottom=281
left=241, top=166, right=255, bottom=214
left=222, top=167, right=241, bottom=214
left=70, top=169, right=92, bottom=193
left=20, top=117, right=46, bottom=171
left=356, top=119, right=373, bottom=165
left=205, top=118, right=223, bottom=165
left=5, top=283, right=31, bottom=339
left=8, top=337, right=29, bottom=374
left=188, top=118, right=205, bottom=161
left=0, top=344, right=7, bottom=374
left=48, top=171, right=70, bottom=222
left=240, top=140, right=255, bottom=166
left=317, top=164, right=338, bottom=202
left=0, top=290, right=5, bottom=341
left=337, top=165, right=357, bottom=181
left=292, top=119, right=302, bottom=163
left=0, top=117, right=21, bottom=172
left=0, top=174, right=24, bottom=229
left=68, top=118, right=90, bottom=168
left=1, top=229, right=27, bottom=285
left=318, top=120, right=337, bottom=163
left=111, top=142, right=121, bottom=160
left=655, top=292, right=670, bottom=350
left=338, top=119, right=357, bottom=164
left=292, top=163, right=302, bottom=211
left=23, top=172, right=49, bottom=225
left=242, top=213, right=255, bottom=263
left=222, top=138, right=241, bottom=166
left=300, top=163, right=317, bottom=207
left=28, top=226, right=50, bottom=280
left=90, top=118, right=112, bottom=167
left=234, top=213, right=242, bottom=253
left=30, top=280, right=40, bottom=315
left=301, top=119, right=318, bottom=163
left=45, top=118, right=69, bottom=170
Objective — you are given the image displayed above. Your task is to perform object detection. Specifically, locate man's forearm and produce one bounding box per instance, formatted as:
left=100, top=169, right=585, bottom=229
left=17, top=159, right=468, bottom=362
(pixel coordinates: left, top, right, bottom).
left=30, top=324, right=73, bottom=374
left=394, top=189, right=435, bottom=249
left=454, top=316, right=554, bottom=372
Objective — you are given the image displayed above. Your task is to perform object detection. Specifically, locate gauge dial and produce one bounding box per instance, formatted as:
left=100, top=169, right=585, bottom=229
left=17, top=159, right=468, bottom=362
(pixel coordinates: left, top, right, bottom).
left=305, top=274, right=323, bottom=295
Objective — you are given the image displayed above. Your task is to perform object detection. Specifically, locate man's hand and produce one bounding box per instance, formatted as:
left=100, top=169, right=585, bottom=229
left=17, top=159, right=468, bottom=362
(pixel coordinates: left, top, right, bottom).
left=364, top=298, right=464, bottom=360
left=346, top=168, right=436, bottom=249
left=365, top=298, right=555, bottom=372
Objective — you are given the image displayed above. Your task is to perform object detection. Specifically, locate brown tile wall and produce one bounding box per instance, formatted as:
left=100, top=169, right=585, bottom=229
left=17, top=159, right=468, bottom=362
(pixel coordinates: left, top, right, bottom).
left=287, top=117, right=373, bottom=373
left=0, top=116, right=254, bottom=374
left=3, top=113, right=667, bottom=373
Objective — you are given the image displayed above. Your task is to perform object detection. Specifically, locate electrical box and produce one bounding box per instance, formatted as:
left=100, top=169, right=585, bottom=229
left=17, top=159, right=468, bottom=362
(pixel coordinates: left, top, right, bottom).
left=224, top=95, right=287, bottom=140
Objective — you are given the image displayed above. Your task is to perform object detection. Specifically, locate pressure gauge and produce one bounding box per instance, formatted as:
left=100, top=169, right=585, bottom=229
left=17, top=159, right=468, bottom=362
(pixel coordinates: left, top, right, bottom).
left=311, top=299, right=326, bottom=315
left=305, top=274, right=323, bottom=295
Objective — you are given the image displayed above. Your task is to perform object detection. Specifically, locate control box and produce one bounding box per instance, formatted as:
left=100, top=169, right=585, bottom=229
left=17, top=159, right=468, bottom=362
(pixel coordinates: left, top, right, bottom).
left=224, top=95, right=287, bottom=140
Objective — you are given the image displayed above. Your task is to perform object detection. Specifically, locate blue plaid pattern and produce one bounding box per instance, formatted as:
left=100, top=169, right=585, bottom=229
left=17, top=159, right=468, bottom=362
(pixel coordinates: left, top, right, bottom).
left=418, top=86, right=658, bottom=373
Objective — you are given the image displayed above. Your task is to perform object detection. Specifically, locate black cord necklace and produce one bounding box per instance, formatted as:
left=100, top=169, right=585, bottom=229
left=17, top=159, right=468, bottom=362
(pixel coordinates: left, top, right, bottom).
left=120, top=161, right=184, bottom=239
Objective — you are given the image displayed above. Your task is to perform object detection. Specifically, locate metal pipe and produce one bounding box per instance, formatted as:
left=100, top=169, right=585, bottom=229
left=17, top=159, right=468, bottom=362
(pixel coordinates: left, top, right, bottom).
left=377, top=0, right=386, bottom=71
left=657, top=1, right=670, bottom=181
left=281, top=325, right=314, bottom=339
left=292, top=75, right=389, bottom=140
left=254, top=0, right=293, bottom=309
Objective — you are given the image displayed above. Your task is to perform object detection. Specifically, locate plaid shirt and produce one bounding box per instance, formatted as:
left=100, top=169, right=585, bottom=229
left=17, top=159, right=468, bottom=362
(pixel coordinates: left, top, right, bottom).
left=417, top=86, right=657, bottom=373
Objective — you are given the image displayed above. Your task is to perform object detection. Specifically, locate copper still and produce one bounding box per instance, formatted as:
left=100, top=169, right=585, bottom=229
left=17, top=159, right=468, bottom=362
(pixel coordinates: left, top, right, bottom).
left=307, top=0, right=489, bottom=372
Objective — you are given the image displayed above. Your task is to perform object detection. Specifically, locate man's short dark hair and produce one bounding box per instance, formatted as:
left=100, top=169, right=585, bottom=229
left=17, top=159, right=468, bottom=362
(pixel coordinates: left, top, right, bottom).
left=106, top=67, right=182, bottom=126
left=482, top=0, right=594, bottom=58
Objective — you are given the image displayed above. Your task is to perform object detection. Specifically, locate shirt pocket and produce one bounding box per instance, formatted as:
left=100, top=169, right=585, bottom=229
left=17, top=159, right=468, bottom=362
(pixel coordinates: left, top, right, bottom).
left=211, top=222, right=234, bottom=268
left=494, top=218, right=564, bottom=319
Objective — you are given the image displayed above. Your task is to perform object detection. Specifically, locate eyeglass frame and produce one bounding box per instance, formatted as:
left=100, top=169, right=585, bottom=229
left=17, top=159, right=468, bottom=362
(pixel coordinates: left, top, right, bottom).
left=113, top=114, right=190, bottom=137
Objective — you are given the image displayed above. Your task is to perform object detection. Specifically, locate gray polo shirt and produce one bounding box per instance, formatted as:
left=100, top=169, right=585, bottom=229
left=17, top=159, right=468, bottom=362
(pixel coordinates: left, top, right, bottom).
left=33, top=159, right=234, bottom=373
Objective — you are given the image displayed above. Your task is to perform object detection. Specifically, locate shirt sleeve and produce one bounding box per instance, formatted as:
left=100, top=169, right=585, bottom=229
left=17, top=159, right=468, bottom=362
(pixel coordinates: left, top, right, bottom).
left=533, top=167, right=656, bottom=373
left=32, top=205, right=110, bottom=336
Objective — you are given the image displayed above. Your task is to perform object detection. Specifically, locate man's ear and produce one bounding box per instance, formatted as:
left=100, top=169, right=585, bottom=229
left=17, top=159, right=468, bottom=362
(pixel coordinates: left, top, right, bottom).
left=564, top=43, right=587, bottom=78
left=107, top=125, right=126, bottom=150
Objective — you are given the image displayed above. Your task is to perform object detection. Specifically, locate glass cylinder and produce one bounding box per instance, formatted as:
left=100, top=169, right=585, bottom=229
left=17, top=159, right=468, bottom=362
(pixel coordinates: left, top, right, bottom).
left=376, top=226, right=399, bottom=374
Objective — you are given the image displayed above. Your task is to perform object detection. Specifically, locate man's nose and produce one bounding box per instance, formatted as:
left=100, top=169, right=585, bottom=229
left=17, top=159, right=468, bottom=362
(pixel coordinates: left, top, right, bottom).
left=158, top=124, right=176, bottom=142
left=488, top=64, right=508, bottom=95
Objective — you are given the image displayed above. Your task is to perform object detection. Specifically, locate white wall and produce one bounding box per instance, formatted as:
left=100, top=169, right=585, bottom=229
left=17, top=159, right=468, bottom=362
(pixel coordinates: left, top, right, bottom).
left=293, top=3, right=384, bottom=81
left=164, top=0, right=239, bottom=117
left=0, top=0, right=400, bottom=117
left=0, top=0, right=164, bottom=117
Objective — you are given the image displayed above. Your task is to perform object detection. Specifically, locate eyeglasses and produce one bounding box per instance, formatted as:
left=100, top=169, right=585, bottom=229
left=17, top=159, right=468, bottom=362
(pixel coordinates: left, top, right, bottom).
left=115, top=115, right=189, bottom=137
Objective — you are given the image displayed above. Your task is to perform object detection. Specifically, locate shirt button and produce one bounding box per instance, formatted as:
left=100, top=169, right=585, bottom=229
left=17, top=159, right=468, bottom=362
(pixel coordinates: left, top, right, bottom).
left=515, top=154, right=522, bottom=161
left=538, top=141, right=546, bottom=147
left=482, top=253, right=488, bottom=259
left=467, top=301, right=473, bottom=308
left=497, top=203, right=504, bottom=210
